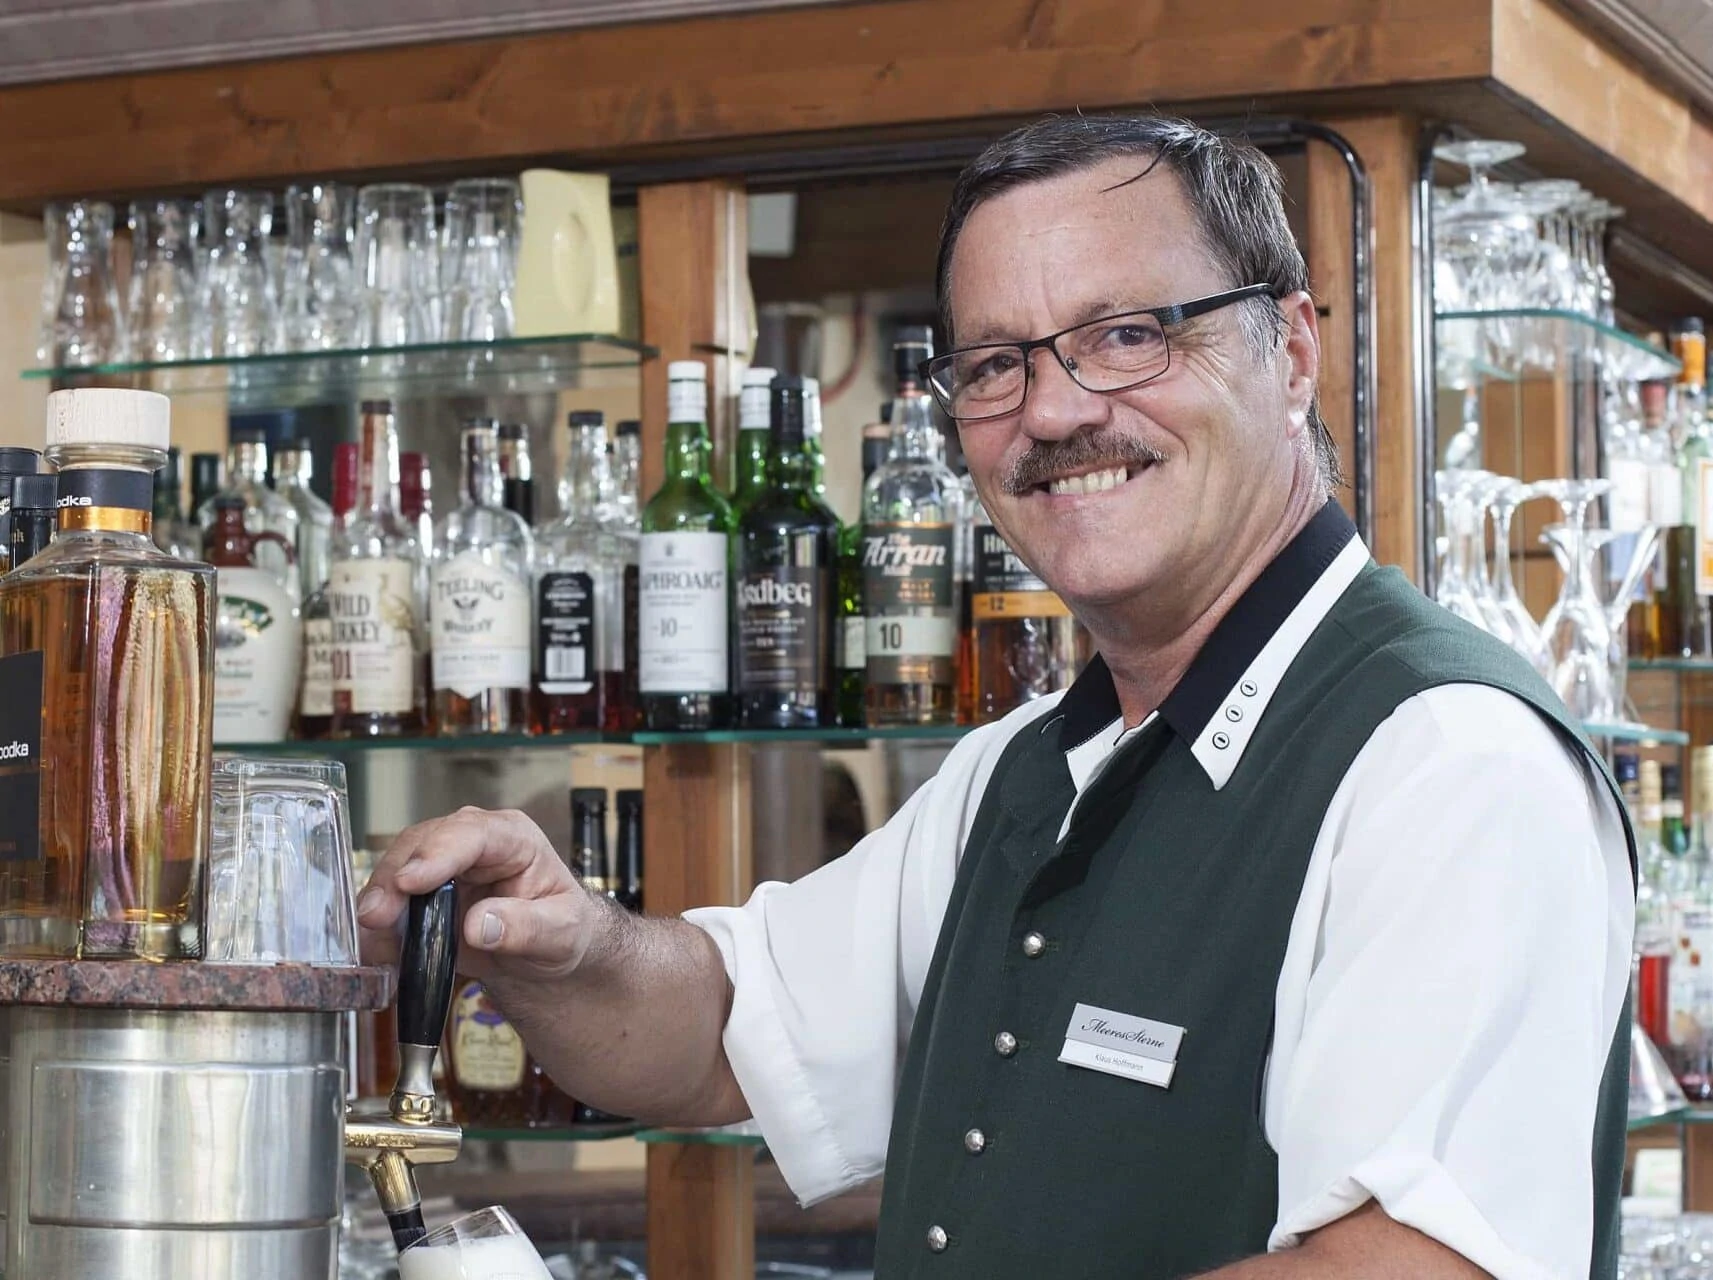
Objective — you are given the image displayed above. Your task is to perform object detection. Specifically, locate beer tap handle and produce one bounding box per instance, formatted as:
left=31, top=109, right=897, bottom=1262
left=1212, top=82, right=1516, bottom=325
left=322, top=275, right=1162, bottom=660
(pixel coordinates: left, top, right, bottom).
left=391, top=881, right=458, bottom=1124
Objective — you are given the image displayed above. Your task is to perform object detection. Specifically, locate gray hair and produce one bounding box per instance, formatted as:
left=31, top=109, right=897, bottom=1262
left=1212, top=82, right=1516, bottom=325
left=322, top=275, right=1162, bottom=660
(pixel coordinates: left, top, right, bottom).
left=936, top=113, right=1342, bottom=491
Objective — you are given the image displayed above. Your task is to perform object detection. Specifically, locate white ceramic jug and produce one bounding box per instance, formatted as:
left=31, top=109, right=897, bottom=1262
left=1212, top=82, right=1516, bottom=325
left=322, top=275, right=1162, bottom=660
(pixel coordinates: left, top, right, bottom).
left=514, top=170, right=621, bottom=337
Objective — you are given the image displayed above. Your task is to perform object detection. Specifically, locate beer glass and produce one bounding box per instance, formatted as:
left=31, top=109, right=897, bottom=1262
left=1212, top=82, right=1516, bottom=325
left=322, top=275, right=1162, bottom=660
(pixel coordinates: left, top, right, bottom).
left=398, top=1206, right=553, bottom=1279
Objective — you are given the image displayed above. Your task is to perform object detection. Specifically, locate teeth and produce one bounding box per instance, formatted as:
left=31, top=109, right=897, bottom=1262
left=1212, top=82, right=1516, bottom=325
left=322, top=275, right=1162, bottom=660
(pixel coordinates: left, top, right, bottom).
left=1049, top=466, right=1130, bottom=496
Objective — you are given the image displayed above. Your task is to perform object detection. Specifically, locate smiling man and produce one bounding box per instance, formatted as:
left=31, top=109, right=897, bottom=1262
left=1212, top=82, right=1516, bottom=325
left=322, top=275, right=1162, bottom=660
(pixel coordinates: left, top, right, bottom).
left=359, top=114, right=1635, bottom=1278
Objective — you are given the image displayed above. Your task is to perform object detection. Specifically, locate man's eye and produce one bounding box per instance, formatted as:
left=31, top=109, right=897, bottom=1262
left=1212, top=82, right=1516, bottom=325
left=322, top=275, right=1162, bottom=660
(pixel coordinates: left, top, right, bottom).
left=965, top=351, right=1020, bottom=383
left=1096, top=324, right=1162, bottom=349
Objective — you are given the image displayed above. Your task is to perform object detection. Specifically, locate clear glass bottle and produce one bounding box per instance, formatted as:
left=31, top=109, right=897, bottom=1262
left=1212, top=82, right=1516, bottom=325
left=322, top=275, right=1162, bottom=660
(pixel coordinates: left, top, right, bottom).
left=1637, top=758, right=1673, bottom=1051
left=297, top=442, right=357, bottom=740
left=967, top=488, right=1079, bottom=724
left=639, top=362, right=736, bottom=731
left=730, top=366, right=776, bottom=515
left=735, top=376, right=839, bottom=728
left=836, top=413, right=892, bottom=728
left=399, top=450, right=435, bottom=559
left=613, top=420, right=642, bottom=527
left=1669, top=748, right=1713, bottom=1100
left=431, top=423, right=534, bottom=736
left=613, top=420, right=643, bottom=730
left=863, top=328, right=961, bottom=726
left=0, top=388, right=213, bottom=959
left=534, top=412, right=623, bottom=734
left=272, top=438, right=334, bottom=601
left=189, top=452, right=223, bottom=526
left=331, top=401, right=425, bottom=738
left=197, top=429, right=300, bottom=599
left=150, top=445, right=197, bottom=560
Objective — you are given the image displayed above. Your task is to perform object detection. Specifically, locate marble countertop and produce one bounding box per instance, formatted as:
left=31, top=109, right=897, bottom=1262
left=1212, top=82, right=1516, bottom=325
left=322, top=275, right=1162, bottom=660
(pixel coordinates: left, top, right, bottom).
left=0, top=959, right=393, bottom=1011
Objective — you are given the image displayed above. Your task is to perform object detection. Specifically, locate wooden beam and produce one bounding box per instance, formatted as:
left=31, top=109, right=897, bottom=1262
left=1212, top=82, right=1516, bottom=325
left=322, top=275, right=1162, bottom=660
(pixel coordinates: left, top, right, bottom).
left=0, top=0, right=1492, bottom=205
left=1303, top=138, right=1359, bottom=530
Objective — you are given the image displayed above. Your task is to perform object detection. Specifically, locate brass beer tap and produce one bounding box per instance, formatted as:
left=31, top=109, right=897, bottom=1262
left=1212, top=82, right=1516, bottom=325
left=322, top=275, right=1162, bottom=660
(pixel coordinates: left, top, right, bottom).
left=344, top=882, right=463, bottom=1252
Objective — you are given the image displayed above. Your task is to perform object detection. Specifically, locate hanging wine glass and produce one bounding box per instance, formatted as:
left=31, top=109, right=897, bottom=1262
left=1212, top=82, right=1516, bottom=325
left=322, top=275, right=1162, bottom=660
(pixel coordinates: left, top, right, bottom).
left=1486, top=478, right=1553, bottom=678
left=1536, top=478, right=1617, bottom=721
left=1434, top=469, right=1492, bottom=629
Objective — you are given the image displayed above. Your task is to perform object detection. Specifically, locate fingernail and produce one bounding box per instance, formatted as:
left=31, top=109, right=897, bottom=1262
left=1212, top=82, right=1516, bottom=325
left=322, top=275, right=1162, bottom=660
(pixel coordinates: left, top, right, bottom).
left=356, top=887, right=382, bottom=917
left=480, top=912, right=504, bottom=947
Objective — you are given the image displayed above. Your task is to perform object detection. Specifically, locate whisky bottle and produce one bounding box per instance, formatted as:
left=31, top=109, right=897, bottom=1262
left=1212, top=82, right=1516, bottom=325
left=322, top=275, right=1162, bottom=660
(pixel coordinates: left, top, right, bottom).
left=149, top=445, right=198, bottom=559
left=969, top=493, right=1078, bottom=723
left=1638, top=758, right=1673, bottom=1051
left=431, top=423, right=534, bottom=735
left=570, top=786, right=630, bottom=1125
left=0, top=448, right=40, bottom=573
left=614, top=788, right=644, bottom=913
left=835, top=415, right=892, bottom=727
left=534, top=412, right=620, bottom=733
left=197, top=427, right=300, bottom=599
left=497, top=423, right=536, bottom=526
left=736, top=376, right=839, bottom=728
left=0, top=388, right=214, bottom=959
left=863, top=328, right=961, bottom=726
left=730, top=366, right=776, bottom=515
left=803, top=375, right=828, bottom=499
left=1664, top=324, right=1711, bottom=658
left=331, top=400, right=425, bottom=737
left=272, top=438, right=334, bottom=601
left=639, top=361, right=736, bottom=731
left=955, top=469, right=977, bottom=725
left=8, top=475, right=56, bottom=570
left=400, top=450, right=435, bottom=558
left=444, top=978, right=542, bottom=1129
left=207, top=496, right=301, bottom=744
left=297, top=442, right=355, bottom=740
left=613, top=420, right=643, bottom=729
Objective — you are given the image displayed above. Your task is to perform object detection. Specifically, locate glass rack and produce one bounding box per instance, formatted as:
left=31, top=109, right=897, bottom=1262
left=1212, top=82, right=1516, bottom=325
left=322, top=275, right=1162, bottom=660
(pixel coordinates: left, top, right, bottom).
left=1434, top=309, right=1680, bottom=385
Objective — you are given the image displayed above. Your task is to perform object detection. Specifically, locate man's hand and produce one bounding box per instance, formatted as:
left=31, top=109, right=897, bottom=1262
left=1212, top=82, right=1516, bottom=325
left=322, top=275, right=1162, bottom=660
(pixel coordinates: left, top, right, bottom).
left=357, top=806, right=609, bottom=984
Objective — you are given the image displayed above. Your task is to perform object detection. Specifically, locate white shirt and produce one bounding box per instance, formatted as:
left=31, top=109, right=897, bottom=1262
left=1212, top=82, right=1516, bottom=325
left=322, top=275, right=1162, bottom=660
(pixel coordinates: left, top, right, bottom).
left=688, top=530, right=1634, bottom=1279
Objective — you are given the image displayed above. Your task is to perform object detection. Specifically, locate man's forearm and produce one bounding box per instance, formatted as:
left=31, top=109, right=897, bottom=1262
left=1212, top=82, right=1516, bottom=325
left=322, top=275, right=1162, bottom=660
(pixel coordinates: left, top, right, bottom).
left=1190, top=1205, right=1490, bottom=1279
left=481, top=898, right=748, bottom=1126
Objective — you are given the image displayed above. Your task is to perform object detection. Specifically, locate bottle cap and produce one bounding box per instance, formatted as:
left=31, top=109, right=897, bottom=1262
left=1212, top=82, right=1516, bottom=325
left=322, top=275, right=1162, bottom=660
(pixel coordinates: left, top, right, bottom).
left=497, top=422, right=527, bottom=441
left=10, top=474, right=57, bottom=511
left=803, top=376, right=823, bottom=438
left=0, top=448, right=39, bottom=476
left=459, top=416, right=497, bottom=433
left=1613, top=750, right=1639, bottom=784
left=668, top=360, right=707, bottom=381
left=616, top=420, right=641, bottom=438
left=893, top=327, right=934, bottom=383
left=616, top=788, right=643, bottom=813
left=568, top=410, right=606, bottom=429
left=669, top=362, right=708, bottom=423
left=331, top=442, right=359, bottom=518
left=230, top=427, right=267, bottom=446
left=1664, top=762, right=1682, bottom=795
left=770, top=374, right=808, bottom=445
left=739, top=370, right=774, bottom=431
left=46, top=388, right=170, bottom=451
left=571, top=787, right=608, bottom=811
left=360, top=399, right=394, bottom=416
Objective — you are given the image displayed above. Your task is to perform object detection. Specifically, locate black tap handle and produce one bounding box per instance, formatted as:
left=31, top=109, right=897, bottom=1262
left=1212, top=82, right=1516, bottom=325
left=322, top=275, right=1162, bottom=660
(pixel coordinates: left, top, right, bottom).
left=398, top=883, right=457, bottom=1050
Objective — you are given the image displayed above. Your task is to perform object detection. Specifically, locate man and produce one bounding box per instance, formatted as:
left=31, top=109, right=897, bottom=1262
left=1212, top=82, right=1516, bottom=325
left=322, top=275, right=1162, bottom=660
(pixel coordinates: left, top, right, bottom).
left=360, top=114, right=1634, bottom=1278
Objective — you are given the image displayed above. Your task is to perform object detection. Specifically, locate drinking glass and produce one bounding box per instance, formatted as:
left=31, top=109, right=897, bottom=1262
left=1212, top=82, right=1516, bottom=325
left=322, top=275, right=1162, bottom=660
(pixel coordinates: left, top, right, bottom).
left=399, top=1206, right=553, bottom=1280
left=443, top=178, right=521, bottom=341
left=202, top=188, right=281, bottom=356
left=127, top=198, right=198, bottom=361
left=281, top=182, right=360, bottom=351
left=48, top=200, right=127, bottom=367
left=1433, top=469, right=1490, bottom=629
left=356, top=183, right=438, bottom=347
left=1536, top=478, right=1617, bottom=721
left=1485, top=478, right=1553, bottom=678
left=1434, top=140, right=1534, bottom=317
left=205, top=757, right=360, bottom=966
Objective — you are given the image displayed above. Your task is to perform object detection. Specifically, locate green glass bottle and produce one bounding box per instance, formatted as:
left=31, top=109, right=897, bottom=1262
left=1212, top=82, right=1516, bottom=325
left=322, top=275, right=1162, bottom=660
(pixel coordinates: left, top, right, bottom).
left=736, top=376, right=841, bottom=728
left=836, top=411, right=894, bottom=727
left=803, top=375, right=828, bottom=499
left=730, top=366, right=775, bottom=516
left=639, top=361, right=737, bottom=731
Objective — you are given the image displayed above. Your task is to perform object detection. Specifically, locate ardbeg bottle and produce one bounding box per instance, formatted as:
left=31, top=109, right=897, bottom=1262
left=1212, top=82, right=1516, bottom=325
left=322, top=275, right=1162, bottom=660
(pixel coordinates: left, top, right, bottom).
left=862, top=329, right=961, bottom=726
left=639, top=361, right=736, bottom=731
left=736, top=376, right=839, bottom=728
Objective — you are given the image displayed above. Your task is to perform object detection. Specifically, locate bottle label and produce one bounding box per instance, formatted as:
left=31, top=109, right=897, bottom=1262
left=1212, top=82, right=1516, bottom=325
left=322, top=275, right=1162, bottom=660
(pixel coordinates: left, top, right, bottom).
left=1654, top=462, right=1686, bottom=526
left=971, top=524, right=1072, bottom=621
left=449, top=981, right=526, bottom=1092
left=1696, top=457, right=1713, bottom=597
left=839, top=615, right=867, bottom=672
left=300, top=617, right=334, bottom=718
left=738, top=566, right=829, bottom=692
left=431, top=553, right=531, bottom=699
left=0, top=650, right=43, bottom=863
left=862, top=522, right=955, bottom=685
left=212, top=566, right=302, bottom=744
left=1610, top=458, right=1651, bottom=532
left=639, top=532, right=728, bottom=694
left=536, top=571, right=597, bottom=696
left=330, top=558, right=418, bottom=714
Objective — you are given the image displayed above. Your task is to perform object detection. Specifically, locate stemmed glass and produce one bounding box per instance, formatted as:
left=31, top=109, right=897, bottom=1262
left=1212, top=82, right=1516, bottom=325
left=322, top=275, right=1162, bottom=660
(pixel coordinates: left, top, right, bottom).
left=1485, top=477, right=1554, bottom=678
left=1434, top=140, right=1535, bottom=339
left=1434, top=469, right=1491, bottom=629
left=1536, top=478, right=1618, bottom=721
left=398, top=1205, right=552, bottom=1279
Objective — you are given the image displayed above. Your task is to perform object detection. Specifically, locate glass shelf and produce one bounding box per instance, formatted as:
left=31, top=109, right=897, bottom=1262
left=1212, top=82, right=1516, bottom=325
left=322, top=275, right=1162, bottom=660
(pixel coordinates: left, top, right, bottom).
left=630, top=725, right=970, bottom=746
left=1434, top=310, right=1679, bottom=385
left=1632, top=658, right=1713, bottom=673
left=1629, top=1106, right=1692, bottom=1132
left=1580, top=720, right=1691, bottom=745
left=462, top=1121, right=640, bottom=1143
left=21, top=333, right=655, bottom=412
left=215, top=732, right=618, bottom=757
left=634, top=1124, right=767, bottom=1146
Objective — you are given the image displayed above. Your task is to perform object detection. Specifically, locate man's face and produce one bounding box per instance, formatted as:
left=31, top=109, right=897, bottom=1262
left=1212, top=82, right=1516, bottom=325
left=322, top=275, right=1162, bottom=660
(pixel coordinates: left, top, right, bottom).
left=947, top=158, right=1313, bottom=615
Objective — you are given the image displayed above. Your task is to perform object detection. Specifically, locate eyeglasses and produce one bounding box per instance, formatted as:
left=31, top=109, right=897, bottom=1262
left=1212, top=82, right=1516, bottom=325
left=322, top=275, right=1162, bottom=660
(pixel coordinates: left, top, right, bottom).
left=922, top=284, right=1278, bottom=422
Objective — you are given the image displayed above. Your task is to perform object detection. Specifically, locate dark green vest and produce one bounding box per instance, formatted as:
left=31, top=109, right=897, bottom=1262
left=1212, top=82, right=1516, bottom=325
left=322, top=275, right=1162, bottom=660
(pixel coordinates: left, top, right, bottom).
left=873, top=562, right=1634, bottom=1279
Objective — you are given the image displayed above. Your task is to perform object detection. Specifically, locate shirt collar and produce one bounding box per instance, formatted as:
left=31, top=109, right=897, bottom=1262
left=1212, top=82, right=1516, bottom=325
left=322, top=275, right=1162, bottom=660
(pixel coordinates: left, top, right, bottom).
left=1057, top=501, right=1369, bottom=791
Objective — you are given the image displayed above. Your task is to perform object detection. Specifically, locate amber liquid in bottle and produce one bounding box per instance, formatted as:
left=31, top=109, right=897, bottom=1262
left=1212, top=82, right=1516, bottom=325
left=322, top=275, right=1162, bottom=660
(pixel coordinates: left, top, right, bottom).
left=443, top=977, right=553, bottom=1128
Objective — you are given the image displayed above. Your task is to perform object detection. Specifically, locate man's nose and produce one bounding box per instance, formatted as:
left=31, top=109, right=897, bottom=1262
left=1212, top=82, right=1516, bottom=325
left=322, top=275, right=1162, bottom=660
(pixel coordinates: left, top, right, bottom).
left=1018, top=346, right=1111, bottom=442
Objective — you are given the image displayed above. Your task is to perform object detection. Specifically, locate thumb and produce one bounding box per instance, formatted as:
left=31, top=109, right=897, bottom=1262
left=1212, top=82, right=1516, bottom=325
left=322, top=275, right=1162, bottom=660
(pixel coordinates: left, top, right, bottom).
left=463, top=895, right=581, bottom=975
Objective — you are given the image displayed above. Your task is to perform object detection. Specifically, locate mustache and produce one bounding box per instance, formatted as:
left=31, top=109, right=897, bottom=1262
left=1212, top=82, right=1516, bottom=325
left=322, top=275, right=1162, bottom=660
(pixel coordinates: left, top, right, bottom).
left=1001, top=432, right=1168, bottom=495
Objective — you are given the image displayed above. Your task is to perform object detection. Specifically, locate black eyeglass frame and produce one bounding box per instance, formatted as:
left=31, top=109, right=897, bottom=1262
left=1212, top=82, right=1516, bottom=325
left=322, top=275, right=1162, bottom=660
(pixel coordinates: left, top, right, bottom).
left=921, top=283, right=1281, bottom=423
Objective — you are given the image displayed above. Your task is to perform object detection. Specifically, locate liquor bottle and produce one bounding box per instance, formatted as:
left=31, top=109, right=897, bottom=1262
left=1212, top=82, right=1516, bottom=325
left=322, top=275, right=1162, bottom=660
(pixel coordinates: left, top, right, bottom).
left=1659, top=325, right=1709, bottom=658
left=803, top=376, right=828, bottom=498
left=730, top=366, right=776, bottom=515
left=444, top=977, right=543, bottom=1128
left=198, top=428, right=300, bottom=597
left=431, top=423, right=534, bottom=736
left=968, top=493, right=1079, bottom=723
left=614, top=788, right=644, bottom=913
left=8, top=475, right=57, bottom=570
left=272, top=438, right=334, bottom=601
left=534, top=412, right=622, bottom=733
left=297, top=443, right=357, bottom=741
left=1680, top=321, right=1713, bottom=657
left=863, top=328, right=961, bottom=726
left=736, top=375, right=839, bottom=728
left=149, top=445, right=194, bottom=559
left=569, top=787, right=630, bottom=1125
left=330, top=401, right=425, bottom=738
left=497, top=423, right=536, bottom=526
left=1636, top=379, right=1677, bottom=660
left=205, top=495, right=301, bottom=744
left=1666, top=762, right=1692, bottom=855
left=835, top=415, right=893, bottom=728
left=613, top=420, right=642, bottom=525
left=613, top=420, right=643, bottom=728
left=400, top=450, right=435, bottom=557
left=1637, top=758, right=1673, bottom=1050
left=0, top=388, right=214, bottom=959
left=639, top=361, right=736, bottom=731
left=955, top=469, right=977, bottom=725
left=0, top=448, right=40, bottom=573
left=1669, top=747, right=1713, bottom=1099
left=189, top=451, right=223, bottom=524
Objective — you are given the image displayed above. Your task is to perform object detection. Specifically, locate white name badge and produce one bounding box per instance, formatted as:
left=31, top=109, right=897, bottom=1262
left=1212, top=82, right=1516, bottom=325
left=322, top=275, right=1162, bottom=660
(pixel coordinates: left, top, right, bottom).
left=1057, top=1002, right=1185, bottom=1089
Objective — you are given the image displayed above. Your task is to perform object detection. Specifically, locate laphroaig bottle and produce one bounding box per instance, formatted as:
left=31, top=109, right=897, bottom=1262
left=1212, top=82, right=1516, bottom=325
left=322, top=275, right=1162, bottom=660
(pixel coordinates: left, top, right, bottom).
left=297, top=442, right=355, bottom=740
left=639, top=361, right=735, bottom=731
left=968, top=491, right=1079, bottom=723
left=730, top=367, right=776, bottom=515
left=331, top=400, right=425, bottom=737
left=836, top=414, right=892, bottom=727
left=736, top=376, right=839, bottom=728
left=863, top=328, right=961, bottom=726
left=0, top=388, right=214, bottom=959
left=431, top=422, right=534, bottom=735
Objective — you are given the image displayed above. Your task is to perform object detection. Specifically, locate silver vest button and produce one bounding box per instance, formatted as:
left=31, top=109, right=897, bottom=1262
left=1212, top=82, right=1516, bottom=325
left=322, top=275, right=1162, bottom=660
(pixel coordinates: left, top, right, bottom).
left=927, top=1225, right=949, bottom=1252
left=964, top=1127, right=987, bottom=1154
left=1021, top=932, right=1046, bottom=958
left=993, top=1031, right=1017, bottom=1056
